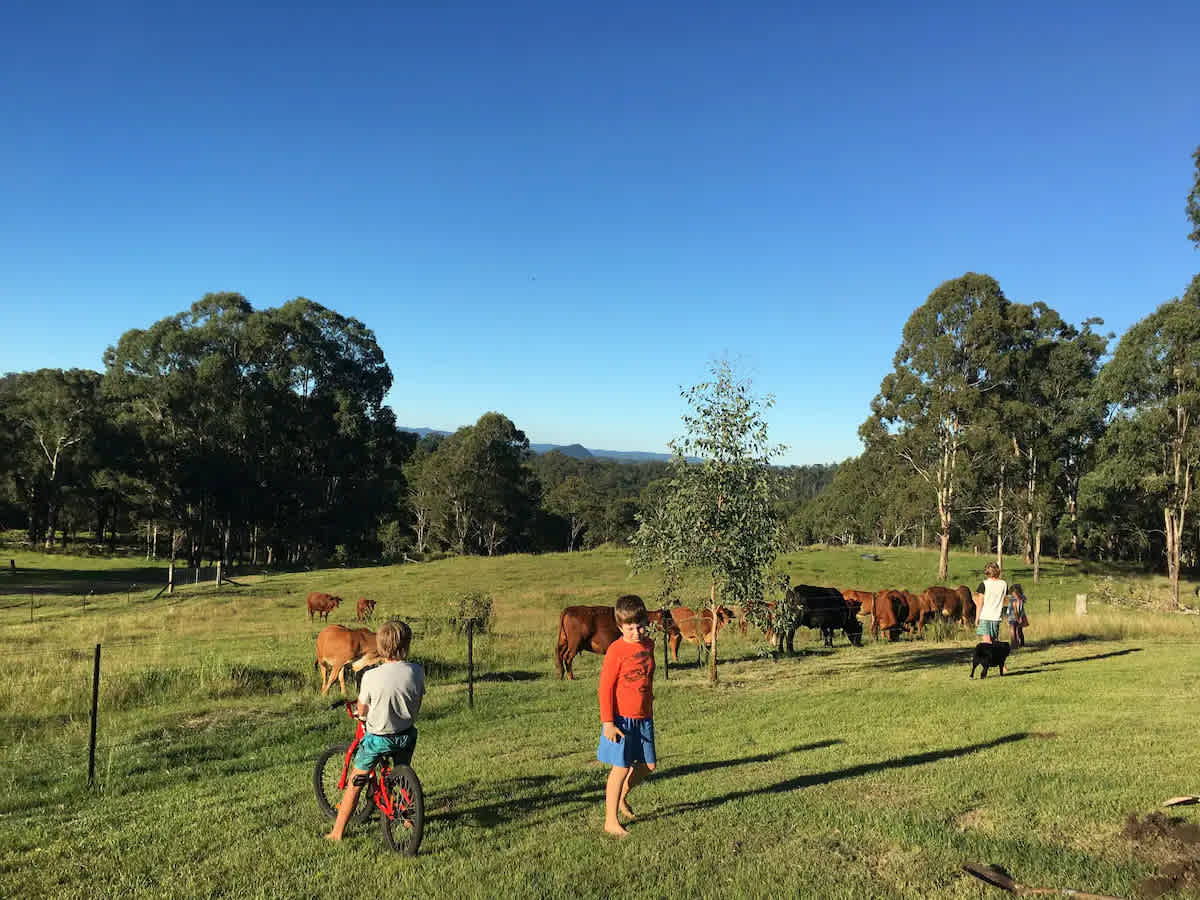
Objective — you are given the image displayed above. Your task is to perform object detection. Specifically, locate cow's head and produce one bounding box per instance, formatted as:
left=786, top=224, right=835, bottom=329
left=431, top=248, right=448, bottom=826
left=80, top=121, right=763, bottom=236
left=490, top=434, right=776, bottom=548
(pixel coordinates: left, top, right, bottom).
left=331, top=596, right=344, bottom=607
left=715, top=605, right=735, bottom=625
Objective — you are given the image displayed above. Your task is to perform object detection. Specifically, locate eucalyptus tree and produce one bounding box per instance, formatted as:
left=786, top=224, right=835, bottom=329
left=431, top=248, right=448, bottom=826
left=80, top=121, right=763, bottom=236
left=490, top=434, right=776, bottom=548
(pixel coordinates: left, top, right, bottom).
left=862, top=273, right=1012, bottom=579
left=1089, top=275, right=1200, bottom=606
left=102, top=292, right=397, bottom=565
left=993, top=305, right=1108, bottom=580
left=0, top=369, right=103, bottom=546
left=631, top=361, right=785, bottom=683
left=1187, top=144, right=1200, bottom=247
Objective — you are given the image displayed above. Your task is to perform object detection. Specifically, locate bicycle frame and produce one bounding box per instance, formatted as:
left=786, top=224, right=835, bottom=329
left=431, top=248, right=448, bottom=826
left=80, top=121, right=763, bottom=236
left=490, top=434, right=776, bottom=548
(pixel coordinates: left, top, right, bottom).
left=335, top=704, right=401, bottom=820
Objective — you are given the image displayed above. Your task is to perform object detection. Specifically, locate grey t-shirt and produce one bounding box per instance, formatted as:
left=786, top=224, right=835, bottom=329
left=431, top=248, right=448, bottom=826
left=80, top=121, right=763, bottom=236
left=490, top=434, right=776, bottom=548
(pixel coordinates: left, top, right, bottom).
left=359, top=661, right=425, bottom=736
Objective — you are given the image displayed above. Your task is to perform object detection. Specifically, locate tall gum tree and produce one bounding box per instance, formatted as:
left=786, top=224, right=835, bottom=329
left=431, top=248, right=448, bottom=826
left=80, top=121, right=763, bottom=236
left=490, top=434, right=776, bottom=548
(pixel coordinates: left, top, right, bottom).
left=1091, top=275, right=1200, bottom=607
left=861, top=273, right=1011, bottom=580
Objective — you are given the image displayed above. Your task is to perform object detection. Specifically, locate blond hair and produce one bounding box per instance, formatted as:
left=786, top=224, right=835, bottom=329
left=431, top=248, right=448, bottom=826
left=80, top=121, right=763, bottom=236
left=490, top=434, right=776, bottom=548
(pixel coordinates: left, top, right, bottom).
left=377, top=620, right=412, bottom=660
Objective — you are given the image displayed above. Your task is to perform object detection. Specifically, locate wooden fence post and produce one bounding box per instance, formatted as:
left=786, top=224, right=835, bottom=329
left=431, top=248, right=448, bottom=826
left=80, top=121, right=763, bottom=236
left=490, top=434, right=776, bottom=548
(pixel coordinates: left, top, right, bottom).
left=1075, top=594, right=1087, bottom=616
left=88, top=644, right=101, bottom=787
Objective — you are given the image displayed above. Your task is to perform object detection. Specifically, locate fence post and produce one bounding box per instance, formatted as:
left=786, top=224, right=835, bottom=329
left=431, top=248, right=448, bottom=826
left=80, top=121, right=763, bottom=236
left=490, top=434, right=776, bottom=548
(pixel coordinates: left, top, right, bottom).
left=662, top=625, right=670, bottom=680
left=1075, top=593, right=1087, bottom=616
left=88, top=643, right=101, bottom=787
left=30, top=597, right=34, bottom=623
left=216, top=561, right=223, bottom=586
left=466, top=620, right=475, bottom=710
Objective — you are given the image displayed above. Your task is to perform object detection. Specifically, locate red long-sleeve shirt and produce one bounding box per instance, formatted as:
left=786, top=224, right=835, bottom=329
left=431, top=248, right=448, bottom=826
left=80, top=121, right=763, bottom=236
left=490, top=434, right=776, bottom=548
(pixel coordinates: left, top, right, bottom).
left=598, top=637, right=655, bottom=722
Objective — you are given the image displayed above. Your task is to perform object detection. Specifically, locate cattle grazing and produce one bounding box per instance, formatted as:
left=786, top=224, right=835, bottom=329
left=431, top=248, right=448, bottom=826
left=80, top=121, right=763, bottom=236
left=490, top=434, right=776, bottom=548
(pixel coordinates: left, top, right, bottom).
left=970, top=641, right=1010, bottom=679
left=355, top=596, right=376, bottom=621
left=314, top=625, right=383, bottom=695
left=555, top=605, right=679, bottom=680
left=307, top=592, right=343, bottom=622
left=937, top=585, right=975, bottom=624
left=869, top=589, right=908, bottom=641
left=773, top=585, right=863, bottom=652
left=910, top=586, right=957, bottom=635
left=841, top=589, right=876, bottom=612
left=667, top=605, right=734, bottom=663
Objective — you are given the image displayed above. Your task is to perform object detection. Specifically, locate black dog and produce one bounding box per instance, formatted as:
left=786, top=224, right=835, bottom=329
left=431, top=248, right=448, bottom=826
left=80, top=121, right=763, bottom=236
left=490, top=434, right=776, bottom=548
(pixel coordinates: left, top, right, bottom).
left=970, top=641, right=1010, bottom=679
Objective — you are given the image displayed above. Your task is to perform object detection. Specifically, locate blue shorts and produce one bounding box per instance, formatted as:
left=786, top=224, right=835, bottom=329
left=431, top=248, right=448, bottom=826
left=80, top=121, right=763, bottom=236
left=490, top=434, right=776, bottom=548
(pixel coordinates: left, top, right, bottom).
left=976, top=619, right=1000, bottom=639
left=597, top=716, right=656, bottom=768
left=352, top=726, right=417, bottom=771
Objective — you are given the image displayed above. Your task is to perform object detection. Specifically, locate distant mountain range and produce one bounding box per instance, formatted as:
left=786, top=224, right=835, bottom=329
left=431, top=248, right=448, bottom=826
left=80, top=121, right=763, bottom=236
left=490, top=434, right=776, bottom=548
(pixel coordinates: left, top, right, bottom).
left=398, top=427, right=676, bottom=463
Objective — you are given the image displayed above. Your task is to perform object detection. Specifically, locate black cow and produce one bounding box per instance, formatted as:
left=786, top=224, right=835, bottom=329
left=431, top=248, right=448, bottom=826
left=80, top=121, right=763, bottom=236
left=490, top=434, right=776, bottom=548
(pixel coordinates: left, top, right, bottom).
left=774, top=585, right=864, bottom=653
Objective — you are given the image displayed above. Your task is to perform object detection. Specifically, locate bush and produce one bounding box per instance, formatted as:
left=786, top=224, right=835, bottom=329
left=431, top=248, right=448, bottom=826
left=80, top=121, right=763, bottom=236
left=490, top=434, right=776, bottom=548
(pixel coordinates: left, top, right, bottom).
left=449, top=591, right=494, bottom=635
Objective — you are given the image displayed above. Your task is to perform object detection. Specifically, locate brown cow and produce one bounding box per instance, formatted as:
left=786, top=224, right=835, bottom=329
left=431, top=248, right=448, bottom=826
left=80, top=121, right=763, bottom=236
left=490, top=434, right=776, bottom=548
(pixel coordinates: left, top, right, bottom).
left=307, top=592, right=343, bottom=622
left=555, top=605, right=679, bottom=680
left=937, top=585, right=975, bottom=624
left=314, top=625, right=383, bottom=695
left=667, top=605, right=734, bottom=663
left=869, top=589, right=908, bottom=641
left=842, top=589, right=876, bottom=611
left=910, top=587, right=958, bottom=635
left=355, top=596, right=376, bottom=621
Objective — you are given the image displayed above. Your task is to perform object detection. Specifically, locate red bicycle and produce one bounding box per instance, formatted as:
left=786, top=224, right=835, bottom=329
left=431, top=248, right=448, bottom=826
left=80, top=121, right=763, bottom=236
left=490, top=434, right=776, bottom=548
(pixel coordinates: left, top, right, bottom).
left=314, top=699, right=425, bottom=855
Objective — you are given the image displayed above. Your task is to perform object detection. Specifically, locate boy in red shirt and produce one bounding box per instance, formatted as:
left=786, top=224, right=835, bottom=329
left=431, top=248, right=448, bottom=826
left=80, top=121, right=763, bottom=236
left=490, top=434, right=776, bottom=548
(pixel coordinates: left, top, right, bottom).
left=597, top=594, right=657, bottom=837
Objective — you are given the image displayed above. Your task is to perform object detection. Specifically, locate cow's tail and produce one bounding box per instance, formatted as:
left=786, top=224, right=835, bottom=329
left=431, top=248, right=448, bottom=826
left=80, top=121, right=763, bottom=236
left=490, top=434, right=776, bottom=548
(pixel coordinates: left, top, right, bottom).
left=554, top=610, right=568, bottom=679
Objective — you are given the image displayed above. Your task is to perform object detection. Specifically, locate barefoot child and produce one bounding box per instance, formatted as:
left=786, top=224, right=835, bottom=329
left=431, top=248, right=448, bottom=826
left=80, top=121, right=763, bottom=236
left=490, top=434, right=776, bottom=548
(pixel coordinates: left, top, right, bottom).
left=597, top=594, right=657, bottom=837
left=326, top=620, right=425, bottom=841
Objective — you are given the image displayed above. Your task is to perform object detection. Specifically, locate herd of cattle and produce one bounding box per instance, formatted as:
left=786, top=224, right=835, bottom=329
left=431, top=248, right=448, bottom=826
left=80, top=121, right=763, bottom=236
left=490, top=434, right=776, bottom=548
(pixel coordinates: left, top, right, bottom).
left=305, top=582, right=983, bottom=693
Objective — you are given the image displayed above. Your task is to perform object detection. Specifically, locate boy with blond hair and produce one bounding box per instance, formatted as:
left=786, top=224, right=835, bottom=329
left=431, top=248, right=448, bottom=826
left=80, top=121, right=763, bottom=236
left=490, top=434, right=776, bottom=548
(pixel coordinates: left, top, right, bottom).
left=326, top=619, right=424, bottom=842
left=597, top=594, right=657, bottom=837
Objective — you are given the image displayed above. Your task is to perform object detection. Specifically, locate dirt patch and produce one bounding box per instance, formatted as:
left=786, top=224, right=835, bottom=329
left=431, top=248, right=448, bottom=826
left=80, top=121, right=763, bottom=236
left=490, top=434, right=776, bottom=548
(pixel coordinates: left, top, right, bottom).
left=1123, top=812, right=1200, bottom=898
left=954, top=807, right=994, bottom=833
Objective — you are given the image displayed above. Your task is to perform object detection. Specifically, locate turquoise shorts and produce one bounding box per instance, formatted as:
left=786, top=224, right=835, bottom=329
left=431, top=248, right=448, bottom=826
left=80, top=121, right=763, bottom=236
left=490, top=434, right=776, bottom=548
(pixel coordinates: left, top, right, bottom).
left=976, top=619, right=1000, bottom=639
left=352, top=726, right=417, bottom=771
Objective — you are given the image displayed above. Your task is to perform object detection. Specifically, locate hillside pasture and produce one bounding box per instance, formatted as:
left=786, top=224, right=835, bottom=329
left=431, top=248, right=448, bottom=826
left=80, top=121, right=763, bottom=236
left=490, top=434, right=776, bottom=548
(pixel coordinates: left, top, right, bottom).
left=2, top=546, right=1199, bottom=899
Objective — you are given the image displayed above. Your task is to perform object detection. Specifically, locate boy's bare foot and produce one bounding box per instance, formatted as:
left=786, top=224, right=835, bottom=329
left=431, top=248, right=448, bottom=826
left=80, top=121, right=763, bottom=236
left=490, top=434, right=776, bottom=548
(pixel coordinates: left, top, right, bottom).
left=618, top=803, right=637, bottom=820
left=324, top=833, right=343, bottom=842
left=604, top=821, right=629, bottom=838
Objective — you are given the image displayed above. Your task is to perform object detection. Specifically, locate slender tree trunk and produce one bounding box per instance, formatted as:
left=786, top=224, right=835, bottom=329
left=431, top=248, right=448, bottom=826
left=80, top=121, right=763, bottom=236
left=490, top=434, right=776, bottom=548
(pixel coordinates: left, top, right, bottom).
left=1033, top=525, right=1042, bottom=584
left=708, top=580, right=718, bottom=684
left=995, top=462, right=1005, bottom=571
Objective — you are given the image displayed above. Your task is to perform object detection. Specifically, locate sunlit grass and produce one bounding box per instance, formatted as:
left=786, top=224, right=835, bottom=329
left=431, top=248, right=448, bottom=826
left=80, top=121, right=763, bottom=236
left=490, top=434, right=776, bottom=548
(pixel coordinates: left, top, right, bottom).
left=2, top=544, right=1199, bottom=898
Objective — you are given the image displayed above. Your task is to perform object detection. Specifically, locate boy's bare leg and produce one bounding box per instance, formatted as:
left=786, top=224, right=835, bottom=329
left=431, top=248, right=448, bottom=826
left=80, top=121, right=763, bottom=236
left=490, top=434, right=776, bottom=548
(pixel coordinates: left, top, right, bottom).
left=618, top=762, right=654, bottom=819
left=604, top=765, right=630, bottom=836
left=326, top=770, right=366, bottom=841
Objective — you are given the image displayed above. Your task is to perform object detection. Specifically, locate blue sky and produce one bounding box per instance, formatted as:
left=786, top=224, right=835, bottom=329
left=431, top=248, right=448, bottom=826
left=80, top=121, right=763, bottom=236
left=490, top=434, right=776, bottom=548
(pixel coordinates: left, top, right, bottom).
left=2, top=1, right=1197, bottom=465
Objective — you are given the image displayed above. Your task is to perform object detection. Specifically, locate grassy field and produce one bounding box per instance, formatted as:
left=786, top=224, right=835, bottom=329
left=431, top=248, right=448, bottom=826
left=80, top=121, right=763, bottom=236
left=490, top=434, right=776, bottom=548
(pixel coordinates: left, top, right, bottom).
left=2, top=545, right=1199, bottom=899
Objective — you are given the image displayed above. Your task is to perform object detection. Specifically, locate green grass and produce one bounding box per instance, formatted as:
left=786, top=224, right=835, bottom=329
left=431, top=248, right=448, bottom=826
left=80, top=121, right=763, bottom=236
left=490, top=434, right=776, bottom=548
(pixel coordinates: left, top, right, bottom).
left=2, top=545, right=1199, bottom=898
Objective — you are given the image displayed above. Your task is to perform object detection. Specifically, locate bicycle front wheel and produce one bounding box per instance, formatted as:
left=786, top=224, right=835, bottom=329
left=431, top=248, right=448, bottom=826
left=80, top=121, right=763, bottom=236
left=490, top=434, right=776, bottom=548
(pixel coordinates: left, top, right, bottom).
left=313, top=744, right=370, bottom=822
left=379, top=765, right=424, bottom=855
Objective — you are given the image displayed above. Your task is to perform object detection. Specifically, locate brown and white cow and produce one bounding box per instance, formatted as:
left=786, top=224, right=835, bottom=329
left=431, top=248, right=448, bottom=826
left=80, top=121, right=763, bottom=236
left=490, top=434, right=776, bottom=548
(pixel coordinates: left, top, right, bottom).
left=667, top=605, right=734, bottom=663
left=554, top=605, right=679, bottom=680
left=307, top=591, right=343, bottom=622
left=355, top=596, right=376, bottom=621
left=314, top=624, right=383, bottom=695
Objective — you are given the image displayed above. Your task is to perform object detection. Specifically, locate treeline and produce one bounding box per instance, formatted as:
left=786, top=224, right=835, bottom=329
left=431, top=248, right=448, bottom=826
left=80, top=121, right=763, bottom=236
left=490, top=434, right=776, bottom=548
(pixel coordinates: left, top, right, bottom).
left=0, top=294, right=835, bottom=565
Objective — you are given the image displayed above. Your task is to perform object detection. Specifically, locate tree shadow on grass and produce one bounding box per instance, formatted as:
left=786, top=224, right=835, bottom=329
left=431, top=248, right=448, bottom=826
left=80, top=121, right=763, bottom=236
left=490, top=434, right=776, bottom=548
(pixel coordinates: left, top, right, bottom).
left=429, top=741, right=841, bottom=831
left=646, top=732, right=1031, bottom=820
left=1027, top=647, right=1143, bottom=667
left=0, top=565, right=172, bottom=597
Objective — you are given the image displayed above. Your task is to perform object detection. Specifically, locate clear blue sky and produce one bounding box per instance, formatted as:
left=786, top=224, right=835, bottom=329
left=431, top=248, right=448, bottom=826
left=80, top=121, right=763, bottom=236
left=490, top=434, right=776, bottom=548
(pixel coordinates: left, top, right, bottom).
left=2, top=1, right=1197, bottom=465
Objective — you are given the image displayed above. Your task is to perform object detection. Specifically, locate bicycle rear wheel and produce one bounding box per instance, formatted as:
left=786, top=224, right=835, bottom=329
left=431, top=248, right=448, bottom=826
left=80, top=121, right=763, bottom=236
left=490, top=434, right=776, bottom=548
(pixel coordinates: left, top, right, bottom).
left=313, top=744, right=371, bottom=822
left=379, top=765, right=424, bottom=855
